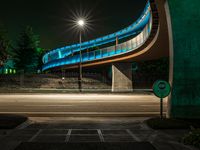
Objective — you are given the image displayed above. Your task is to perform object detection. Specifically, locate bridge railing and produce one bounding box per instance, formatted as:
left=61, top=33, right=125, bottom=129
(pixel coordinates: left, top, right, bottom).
left=43, top=1, right=151, bottom=64
left=43, top=15, right=152, bottom=71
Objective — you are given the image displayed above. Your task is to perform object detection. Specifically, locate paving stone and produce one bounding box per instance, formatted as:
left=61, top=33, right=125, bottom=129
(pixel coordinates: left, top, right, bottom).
left=26, top=124, right=48, bottom=129
left=133, top=134, right=154, bottom=141
left=33, top=135, right=66, bottom=142
left=15, top=142, right=157, bottom=150
left=69, top=135, right=100, bottom=142
left=130, top=130, right=154, bottom=134
left=101, top=129, right=128, bottom=135
left=152, top=141, right=197, bottom=150
left=3, top=135, right=33, bottom=141
left=71, top=129, right=98, bottom=135
left=160, top=130, right=189, bottom=141
left=129, top=130, right=155, bottom=141
left=40, top=129, right=68, bottom=135
left=0, top=135, right=2, bottom=138
left=11, top=129, right=39, bottom=135
left=148, top=133, right=178, bottom=144
left=0, top=130, right=10, bottom=136
left=0, top=118, right=194, bottom=150
left=103, top=135, right=135, bottom=142
left=0, top=141, right=21, bottom=150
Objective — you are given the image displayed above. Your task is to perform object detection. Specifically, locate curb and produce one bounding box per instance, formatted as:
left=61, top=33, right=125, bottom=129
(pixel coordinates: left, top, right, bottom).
left=15, top=119, right=32, bottom=129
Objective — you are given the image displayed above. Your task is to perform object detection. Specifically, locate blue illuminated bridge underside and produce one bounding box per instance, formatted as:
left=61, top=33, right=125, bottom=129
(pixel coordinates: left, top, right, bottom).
left=42, top=1, right=155, bottom=71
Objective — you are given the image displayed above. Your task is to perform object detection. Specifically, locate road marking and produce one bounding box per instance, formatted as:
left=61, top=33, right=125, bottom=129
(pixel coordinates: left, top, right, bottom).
left=29, top=129, right=42, bottom=142
left=98, top=129, right=105, bottom=142
left=140, top=122, right=151, bottom=130
left=149, top=132, right=158, bottom=142
left=65, top=129, right=72, bottom=142
left=126, top=129, right=141, bottom=142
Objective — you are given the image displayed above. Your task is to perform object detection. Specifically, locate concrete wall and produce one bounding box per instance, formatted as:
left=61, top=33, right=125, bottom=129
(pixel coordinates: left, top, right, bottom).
left=112, top=63, right=133, bottom=92
left=166, top=0, right=200, bottom=118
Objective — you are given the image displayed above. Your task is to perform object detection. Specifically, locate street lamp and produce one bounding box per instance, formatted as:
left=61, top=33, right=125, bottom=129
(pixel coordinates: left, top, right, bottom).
left=78, top=20, right=85, bottom=27
left=77, top=19, right=85, bottom=92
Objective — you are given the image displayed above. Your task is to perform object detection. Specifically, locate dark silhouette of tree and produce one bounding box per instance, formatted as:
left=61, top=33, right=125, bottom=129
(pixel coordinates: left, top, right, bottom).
left=12, top=26, right=40, bottom=73
left=37, top=47, right=47, bottom=71
left=0, top=25, right=10, bottom=67
left=137, top=57, right=169, bottom=75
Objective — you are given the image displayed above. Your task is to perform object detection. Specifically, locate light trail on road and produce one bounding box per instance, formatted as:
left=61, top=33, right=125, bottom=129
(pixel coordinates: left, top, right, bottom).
left=0, top=94, right=167, bottom=117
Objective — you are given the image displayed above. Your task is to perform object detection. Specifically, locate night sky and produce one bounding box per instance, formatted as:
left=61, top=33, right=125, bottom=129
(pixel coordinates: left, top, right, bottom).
left=0, top=0, right=146, bottom=50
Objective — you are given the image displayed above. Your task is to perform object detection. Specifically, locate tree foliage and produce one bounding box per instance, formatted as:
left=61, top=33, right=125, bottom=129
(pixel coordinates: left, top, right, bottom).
left=12, top=26, right=40, bottom=73
left=137, top=57, right=169, bottom=75
left=0, top=25, right=9, bottom=67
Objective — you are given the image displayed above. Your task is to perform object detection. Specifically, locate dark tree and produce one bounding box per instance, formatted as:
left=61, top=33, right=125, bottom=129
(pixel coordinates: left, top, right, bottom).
left=0, top=25, right=9, bottom=67
left=137, top=57, right=169, bottom=75
left=12, top=26, right=40, bottom=73
left=37, top=47, right=46, bottom=71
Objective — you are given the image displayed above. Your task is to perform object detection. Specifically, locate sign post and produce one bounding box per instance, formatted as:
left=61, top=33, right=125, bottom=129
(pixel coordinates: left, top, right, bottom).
left=160, top=98, right=163, bottom=119
left=153, top=80, right=171, bottom=119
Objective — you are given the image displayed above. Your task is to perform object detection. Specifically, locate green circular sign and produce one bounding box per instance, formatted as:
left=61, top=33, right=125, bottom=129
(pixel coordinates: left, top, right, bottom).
left=153, top=80, right=171, bottom=98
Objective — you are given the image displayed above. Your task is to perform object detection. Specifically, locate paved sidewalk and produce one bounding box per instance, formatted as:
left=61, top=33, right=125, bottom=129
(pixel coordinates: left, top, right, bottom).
left=0, top=117, right=197, bottom=150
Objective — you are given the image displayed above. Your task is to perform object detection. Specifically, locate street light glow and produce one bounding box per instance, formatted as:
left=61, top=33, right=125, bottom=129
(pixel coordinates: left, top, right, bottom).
left=78, top=19, right=85, bottom=27
left=64, top=9, right=93, bottom=35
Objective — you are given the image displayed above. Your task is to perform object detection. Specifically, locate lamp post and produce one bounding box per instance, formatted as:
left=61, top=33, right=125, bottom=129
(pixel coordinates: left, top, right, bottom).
left=77, top=19, right=85, bottom=92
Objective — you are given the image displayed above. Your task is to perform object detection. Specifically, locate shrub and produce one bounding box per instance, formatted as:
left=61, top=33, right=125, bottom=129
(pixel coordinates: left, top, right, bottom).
left=182, top=129, right=200, bottom=149
left=146, top=117, right=191, bottom=129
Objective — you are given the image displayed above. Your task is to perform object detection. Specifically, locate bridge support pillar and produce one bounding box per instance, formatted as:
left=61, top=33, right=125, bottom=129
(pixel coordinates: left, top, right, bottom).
left=112, top=63, right=133, bottom=92
left=166, top=0, right=200, bottom=118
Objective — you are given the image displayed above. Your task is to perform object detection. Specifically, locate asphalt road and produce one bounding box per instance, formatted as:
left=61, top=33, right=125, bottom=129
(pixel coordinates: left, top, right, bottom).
left=0, top=94, right=167, bottom=117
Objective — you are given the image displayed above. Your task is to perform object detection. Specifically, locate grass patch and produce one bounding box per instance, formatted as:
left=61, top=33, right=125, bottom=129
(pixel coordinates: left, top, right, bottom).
left=146, top=117, right=200, bottom=129
left=0, top=114, right=28, bottom=129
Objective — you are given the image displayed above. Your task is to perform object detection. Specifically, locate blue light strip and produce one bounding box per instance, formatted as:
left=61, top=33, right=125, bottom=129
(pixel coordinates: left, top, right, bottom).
left=42, top=1, right=152, bottom=71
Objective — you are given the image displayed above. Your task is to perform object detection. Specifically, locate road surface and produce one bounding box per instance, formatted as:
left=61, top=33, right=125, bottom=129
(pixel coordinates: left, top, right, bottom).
left=0, top=94, right=167, bottom=117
